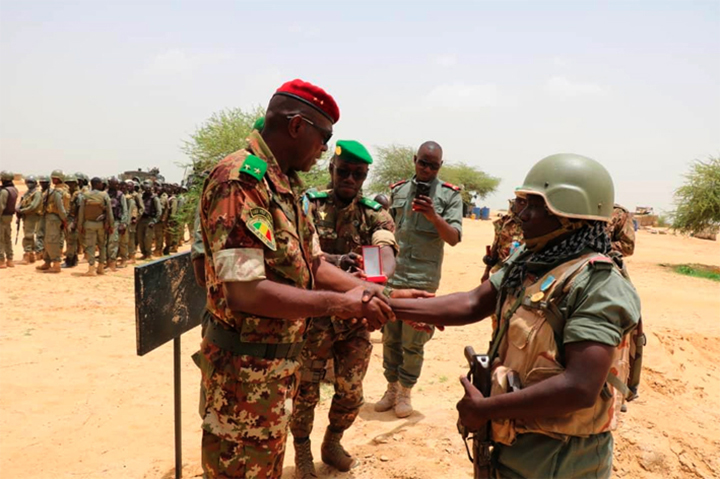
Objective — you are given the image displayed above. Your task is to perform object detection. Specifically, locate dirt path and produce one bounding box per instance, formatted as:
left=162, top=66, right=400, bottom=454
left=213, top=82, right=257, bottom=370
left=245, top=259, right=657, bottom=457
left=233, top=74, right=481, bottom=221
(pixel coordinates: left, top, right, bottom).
left=1, top=211, right=719, bottom=478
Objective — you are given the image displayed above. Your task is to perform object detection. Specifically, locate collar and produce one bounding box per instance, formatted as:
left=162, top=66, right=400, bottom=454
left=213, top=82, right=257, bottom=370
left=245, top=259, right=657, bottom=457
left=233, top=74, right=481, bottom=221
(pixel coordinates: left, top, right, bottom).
left=246, top=130, right=304, bottom=196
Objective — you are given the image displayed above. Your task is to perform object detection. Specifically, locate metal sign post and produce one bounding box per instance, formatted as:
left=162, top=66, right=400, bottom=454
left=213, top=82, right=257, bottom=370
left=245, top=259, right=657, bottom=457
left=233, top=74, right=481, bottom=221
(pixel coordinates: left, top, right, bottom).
left=135, top=251, right=205, bottom=479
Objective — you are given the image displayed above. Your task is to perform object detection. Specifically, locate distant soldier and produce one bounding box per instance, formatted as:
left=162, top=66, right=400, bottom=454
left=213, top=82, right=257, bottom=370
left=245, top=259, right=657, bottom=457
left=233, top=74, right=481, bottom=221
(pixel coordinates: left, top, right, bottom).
left=0, top=170, right=18, bottom=268
left=106, top=177, right=128, bottom=271
left=607, top=204, right=635, bottom=258
left=153, top=182, right=168, bottom=256
left=78, top=177, right=113, bottom=276
left=291, top=140, right=399, bottom=477
left=137, top=180, right=161, bottom=260
left=36, top=170, right=70, bottom=273
left=481, top=198, right=525, bottom=282
left=16, top=175, right=43, bottom=264
left=124, top=179, right=143, bottom=263
left=163, top=184, right=179, bottom=254
left=62, top=174, right=81, bottom=268
left=35, top=175, right=51, bottom=258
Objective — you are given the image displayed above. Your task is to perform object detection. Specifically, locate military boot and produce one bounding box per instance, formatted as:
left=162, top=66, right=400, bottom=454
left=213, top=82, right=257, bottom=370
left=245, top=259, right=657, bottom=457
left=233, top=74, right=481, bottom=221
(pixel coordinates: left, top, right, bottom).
left=321, top=429, right=356, bottom=472
left=0, top=260, right=6, bottom=269
left=293, top=439, right=318, bottom=479
left=6, top=259, right=14, bottom=268
left=108, top=260, right=116, bottom=272
left=62, top=256, right=74, bottom=268
left=97, top=264, right=105, bottom=275
left=374, top=382, right=399, bottom=412
left=83, top=264, right=96, bottom=276
left=36, top=261, right=51, bottom=271
left=394, top=385, right=413, bottom=418
left=45, top=261, right=61, bottom=273
left=28, top=252, right=36, bottom=263
left=116, top=258, right=125, bottom=268
left=20, top=253, right=30, bottom=264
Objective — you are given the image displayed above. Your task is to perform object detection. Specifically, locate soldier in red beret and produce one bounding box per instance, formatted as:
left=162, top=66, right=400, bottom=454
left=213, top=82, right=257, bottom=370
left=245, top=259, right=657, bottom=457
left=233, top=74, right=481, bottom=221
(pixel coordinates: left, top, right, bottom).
left=197, top=79, right=411, bottom=478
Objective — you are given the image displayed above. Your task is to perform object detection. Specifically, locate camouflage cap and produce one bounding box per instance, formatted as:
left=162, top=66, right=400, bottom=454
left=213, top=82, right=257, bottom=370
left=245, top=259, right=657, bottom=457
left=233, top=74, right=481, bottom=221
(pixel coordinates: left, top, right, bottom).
left=0, top=170, right=13, bottom=181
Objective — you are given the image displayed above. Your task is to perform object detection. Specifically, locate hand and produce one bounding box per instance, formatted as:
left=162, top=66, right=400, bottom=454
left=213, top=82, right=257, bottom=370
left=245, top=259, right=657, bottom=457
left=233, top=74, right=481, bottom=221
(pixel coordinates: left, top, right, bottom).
left=406, top=321, right=434, bottom=333
left=457, top=376, right=488, bottom=432
left=119, top=224, right=127, bottom=235
left=339, top=252, right=363, bottom=272
left=412, top=195, right=437, bottom=221
left=336, top=286, right=395, bottom=330
left=390, top=289, right=435, bottom=299
left=131, top=217, right=137, bottom=225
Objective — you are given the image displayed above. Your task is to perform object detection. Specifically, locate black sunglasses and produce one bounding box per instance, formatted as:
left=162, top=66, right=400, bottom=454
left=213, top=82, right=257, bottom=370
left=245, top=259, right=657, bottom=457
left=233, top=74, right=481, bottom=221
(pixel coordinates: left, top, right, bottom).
left=417, top=158, right=440, bottom=171
left=335, top=167, right=367, bottom=181
left=287, top=114, right=333, bottom=145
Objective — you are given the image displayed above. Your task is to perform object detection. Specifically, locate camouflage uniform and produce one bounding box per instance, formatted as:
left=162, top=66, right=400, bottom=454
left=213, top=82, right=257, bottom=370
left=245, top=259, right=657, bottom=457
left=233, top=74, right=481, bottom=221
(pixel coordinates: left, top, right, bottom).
left=154, top=191, right=169, bottom=255
left=42, top=183, right=70, bottom=265
left=64, top=184, right=82, bottom=265
left=106, top=188, right=128, bottom=264
left=488, top=246, right=641, bottom=478
left=0, top=179, right=18, bottom=264
left=126, top=187, right=144, bottom=259
left=607, top=204, right=635, bottom=257
left=137, top=189, right=161, bottom=258
left=489, top=214, right=524, bottom=274
left=35, top=184, right=51, bottom=255
left=198, top=130, right=321, bottom=478
left=78, top=188, right=113, bottom=267
left=290, top=190, right=397, bottom=439
left=17, top=184, right=43, bottom=256
left=164, top=192, right=178, bottom=253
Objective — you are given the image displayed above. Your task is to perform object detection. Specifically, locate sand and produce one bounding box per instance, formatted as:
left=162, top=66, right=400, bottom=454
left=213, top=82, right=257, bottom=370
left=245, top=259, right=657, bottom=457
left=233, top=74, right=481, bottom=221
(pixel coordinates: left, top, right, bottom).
left=1, top=205, right=719, bottom=478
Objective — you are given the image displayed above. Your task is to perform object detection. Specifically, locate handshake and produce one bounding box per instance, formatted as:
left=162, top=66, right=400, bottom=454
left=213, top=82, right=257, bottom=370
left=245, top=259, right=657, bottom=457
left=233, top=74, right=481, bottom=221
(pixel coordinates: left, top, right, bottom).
left=332, top=285, right=434, bottom=332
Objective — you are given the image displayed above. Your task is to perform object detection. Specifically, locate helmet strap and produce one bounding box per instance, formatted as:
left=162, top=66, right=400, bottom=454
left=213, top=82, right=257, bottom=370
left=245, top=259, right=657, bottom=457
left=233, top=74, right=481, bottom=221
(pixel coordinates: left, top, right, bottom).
left=524, top=217, right=586, bottom=252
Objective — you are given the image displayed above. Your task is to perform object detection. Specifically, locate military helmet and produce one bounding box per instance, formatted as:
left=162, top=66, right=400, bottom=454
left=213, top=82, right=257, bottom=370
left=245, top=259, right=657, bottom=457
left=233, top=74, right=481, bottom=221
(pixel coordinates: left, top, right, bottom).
left=0, top=170, right=13, bottom=181
left=142, top=179, right=153, bottom=189
left=124, top=179, right=134, bottom=186
left=38, top=174, right=50, bottom=182
left=515, top=153, right=614, bottom=222
left=25, top=175, right=37, bottom=183
left=50, top=169, right=65, bottom=181
left=65, top=174, right=78, bottom=183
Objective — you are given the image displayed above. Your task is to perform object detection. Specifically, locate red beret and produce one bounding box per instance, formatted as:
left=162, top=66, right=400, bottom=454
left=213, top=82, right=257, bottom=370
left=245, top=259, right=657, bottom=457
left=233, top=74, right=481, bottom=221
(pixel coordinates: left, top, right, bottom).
left=274, top=79, right=340, bottom=123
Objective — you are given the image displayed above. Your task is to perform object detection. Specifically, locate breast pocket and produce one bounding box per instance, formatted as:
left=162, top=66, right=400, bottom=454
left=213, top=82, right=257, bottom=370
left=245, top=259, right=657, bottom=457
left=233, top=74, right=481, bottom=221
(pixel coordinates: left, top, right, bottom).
left=390, top=197, right=407, bottom=227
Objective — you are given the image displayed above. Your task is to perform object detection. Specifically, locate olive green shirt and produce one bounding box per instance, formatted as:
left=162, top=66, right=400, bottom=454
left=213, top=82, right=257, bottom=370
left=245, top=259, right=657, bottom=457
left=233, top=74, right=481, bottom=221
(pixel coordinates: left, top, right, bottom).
left=388, top=176, right=463, bottom=292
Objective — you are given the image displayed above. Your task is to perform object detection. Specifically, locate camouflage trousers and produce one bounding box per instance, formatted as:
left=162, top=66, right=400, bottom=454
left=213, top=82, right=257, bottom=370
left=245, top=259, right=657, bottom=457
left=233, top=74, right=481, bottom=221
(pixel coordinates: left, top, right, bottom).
left=126, top=223, right=137, bottom=257
left=136, top=217, right=154, bottom=257
left=107, top=221, right=120, bottom=261
left=118, top=224, right=129, bottom=261
left=21, top=214, right=40, bottom=253
left=0, top=215, right=13, bottom=261
left=290, top=317, right=372, bottom=438
left=153, top=221, right=166, bottom=254
left=43, top=214, right=64, bottom=263
left=65, top=223, right=80, bottom=258
left=36, top=215, right=45, bottom=254
left=198, top=341, right=300, bottom=479
left=83, top=221, right=106, bottom=266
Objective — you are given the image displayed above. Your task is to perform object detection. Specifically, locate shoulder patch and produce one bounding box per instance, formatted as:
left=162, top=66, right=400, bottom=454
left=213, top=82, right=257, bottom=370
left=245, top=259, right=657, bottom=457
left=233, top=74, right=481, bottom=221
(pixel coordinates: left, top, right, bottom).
left=360, top=197, right=382, bottom=211
left=390, top=179, right=408, bottom=190
left=588, top=255, right=614, bottom=270
left=442, top=182, right=461, bottom=192
left=239, top=155, right=267, bottom=182
left=306, top=190, right=329, bottom=200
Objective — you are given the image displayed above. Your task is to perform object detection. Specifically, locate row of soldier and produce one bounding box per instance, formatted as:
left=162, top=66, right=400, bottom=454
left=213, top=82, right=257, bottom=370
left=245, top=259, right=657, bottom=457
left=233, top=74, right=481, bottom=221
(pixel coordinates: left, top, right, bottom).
left=0, top=170, right=191, bottom=274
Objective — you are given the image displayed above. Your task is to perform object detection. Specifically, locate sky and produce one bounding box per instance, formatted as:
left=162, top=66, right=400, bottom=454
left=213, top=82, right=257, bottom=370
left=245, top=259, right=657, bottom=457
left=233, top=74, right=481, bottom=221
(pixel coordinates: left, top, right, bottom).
left=1, top=0, right=718, bottom=213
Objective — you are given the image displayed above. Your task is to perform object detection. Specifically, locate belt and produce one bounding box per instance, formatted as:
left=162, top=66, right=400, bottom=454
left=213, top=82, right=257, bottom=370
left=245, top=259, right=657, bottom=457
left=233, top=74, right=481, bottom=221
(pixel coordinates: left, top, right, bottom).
left=206, top=320, right=305, bottom=360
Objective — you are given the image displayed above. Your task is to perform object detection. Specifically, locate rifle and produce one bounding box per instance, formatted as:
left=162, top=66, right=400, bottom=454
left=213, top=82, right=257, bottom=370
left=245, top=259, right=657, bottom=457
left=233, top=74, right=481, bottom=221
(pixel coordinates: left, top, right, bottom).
left=459, top=346, right=493, bottom=479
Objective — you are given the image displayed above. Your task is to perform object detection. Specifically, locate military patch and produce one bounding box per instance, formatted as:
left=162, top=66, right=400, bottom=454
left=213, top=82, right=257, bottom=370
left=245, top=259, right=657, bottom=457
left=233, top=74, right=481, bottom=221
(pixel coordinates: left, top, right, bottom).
left=360, top=197, right=382, bottom=211
left=306, top=190, right=329, bottom=200
left=442, top=181, right=461, bottom=192
left=319, top=210, right=327, bottom=220
left=239, top=154, right=267, bottom=181
left=335, top=145, right=342, bottom=155
left=245, top=207, right=276, bottom=251
left=390, top=179, right=408, bottom=189
left=302, top=194, right=310, bottom=216
left=540, top=275, right=555, bottom=292
left=530, top=291, right=545, bottom=303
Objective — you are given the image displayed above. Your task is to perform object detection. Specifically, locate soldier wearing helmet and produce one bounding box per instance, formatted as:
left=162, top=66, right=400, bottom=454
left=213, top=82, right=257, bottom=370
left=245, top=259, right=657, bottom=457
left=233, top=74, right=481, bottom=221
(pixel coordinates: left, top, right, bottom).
left=387, top=153, right=642, bottom=479
left=16, top=175, right=44, bottom=264
left=0, top=170, right=18, bottom=268
left=35, top=175, right=51, bottom=257
left=481, top=198, right=525, bottom=283
left=153, top=182, right=169, bottom=256
left=78, top=177, right=113, bottom=276
left=35, top=170, right=70, bottom=273
left=62, top=174, right=81, bottom=268
left=123, top=179, right=143, bottom=263
left=137, top=179, right=161, bottom=260
left=105, top=176, right=128, bottom=271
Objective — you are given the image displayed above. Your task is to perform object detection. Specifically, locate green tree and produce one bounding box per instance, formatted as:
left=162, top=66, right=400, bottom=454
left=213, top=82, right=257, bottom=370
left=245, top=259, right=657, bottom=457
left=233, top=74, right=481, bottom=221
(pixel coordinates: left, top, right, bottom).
left=442, top=162, right=501, bottom=205
left=672, top=156, right=720, bottom=235
left=297, top=154, right=331, bottom=191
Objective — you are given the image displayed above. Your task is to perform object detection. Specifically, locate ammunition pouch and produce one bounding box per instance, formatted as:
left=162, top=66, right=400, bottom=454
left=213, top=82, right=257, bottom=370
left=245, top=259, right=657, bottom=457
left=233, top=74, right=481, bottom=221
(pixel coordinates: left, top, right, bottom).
left=206, top=320, right=305, bottom=360
left=84, top=202, right=104, bottom=222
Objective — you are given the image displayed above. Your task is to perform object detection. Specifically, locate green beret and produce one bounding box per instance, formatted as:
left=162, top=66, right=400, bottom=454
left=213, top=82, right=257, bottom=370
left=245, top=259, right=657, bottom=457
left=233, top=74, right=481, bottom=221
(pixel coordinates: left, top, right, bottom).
left=333, top=140, right=372, bottom=165
left=252, top=116, right=265, bottom=131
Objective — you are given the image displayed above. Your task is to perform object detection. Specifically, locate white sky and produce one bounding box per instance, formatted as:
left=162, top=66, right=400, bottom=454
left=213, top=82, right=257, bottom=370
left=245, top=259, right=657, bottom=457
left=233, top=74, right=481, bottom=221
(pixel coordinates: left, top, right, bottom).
left=1, top=0, right=718, bottom=212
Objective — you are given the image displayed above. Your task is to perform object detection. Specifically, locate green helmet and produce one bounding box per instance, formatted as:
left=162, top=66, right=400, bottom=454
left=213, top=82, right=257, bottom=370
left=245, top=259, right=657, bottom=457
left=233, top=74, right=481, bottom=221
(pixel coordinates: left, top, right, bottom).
left=25, top=175, right=37, bottom=183
left=38, top=175, right=50, bottom=182
left=75, top=172, right=86, bottom=182
left=65, top=174, right=78, bottom=183
left=51, top=169, right=65, bottom=181
left=142, top=179, right=153, bottom=189
left=0, top=170, right=13, bottom=181
left=515, top=153, right=614, bottom=222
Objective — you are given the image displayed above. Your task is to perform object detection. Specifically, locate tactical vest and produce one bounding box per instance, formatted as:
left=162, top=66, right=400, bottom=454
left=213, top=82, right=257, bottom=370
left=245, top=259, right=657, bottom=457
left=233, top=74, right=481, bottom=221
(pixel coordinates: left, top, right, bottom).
left=20, top=189, right=43, bottom=216
left=142, top=194, right=157, bottom=218
left=489, top=252, right=641, bottom=445
left=46, top=186, right=70, bottom=216
left=1, top=186, right=18, bottom=216
left=125, top=194, right=138, bottom=220
left=83, top=192, right=106, bottom=222
left=109, top=190, right=123, bottom=221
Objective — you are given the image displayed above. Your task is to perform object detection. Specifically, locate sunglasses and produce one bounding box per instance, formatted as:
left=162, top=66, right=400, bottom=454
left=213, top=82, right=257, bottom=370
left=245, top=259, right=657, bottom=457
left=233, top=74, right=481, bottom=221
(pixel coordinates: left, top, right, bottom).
left=335, top=167, right=368, bottom=181
left=287, top=114, right=333, bottom=145
left=417, top=158, right=440, bottom=171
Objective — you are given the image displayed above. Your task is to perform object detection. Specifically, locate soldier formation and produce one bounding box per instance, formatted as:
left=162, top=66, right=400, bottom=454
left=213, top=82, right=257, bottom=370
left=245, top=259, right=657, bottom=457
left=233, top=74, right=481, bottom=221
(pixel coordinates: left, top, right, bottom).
left=0, top=170, right=190, bottom=274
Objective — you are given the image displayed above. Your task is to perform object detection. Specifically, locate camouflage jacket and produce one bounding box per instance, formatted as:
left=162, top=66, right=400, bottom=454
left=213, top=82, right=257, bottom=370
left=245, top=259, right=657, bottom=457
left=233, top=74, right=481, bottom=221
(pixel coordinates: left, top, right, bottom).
left=490, top=214, right=524, bottom=271
left=18, top=188, right=43, bottom=216
left=200, top=130, right=320, bottom=344
left=307, top=189, right=397, bottom=256
left=607, top=204, right=635, bottom=257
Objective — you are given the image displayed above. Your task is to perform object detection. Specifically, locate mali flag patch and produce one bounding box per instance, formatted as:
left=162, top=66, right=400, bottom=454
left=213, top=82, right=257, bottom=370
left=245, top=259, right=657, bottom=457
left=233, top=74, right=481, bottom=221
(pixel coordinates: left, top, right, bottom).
left=246, top=207, right=277, bottom=251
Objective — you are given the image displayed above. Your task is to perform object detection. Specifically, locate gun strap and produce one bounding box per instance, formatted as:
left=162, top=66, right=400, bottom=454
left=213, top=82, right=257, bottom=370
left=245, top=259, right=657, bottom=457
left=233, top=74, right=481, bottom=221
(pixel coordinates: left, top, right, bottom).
left=488, top=287, right=525, bottom=362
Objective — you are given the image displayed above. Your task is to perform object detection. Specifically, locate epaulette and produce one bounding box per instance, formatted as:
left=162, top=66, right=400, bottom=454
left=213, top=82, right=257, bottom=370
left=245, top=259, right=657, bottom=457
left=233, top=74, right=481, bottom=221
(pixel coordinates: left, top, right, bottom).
left=442, top=182, right=461, bottom=192
left=306, top=190, right=329, bottom=201
left=588, top=256, right=614, bottom=270
left=238, top=154, right=267, bottom=182
left=390, top=179, right=408, bottom=189
left=360, top=197, right=382, bottom=211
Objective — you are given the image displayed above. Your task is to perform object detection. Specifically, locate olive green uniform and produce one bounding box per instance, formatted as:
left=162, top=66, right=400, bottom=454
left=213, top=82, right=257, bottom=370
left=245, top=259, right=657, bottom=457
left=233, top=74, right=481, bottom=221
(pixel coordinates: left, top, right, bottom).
left=154, top=192, right=169, bottom=255
left=17, top=187, right=43, bottom=253
left=78, top=189, right=113, bottom=267
left=43, top=185, right=69, bottom=263
left=384, top=177, right=463, bottom=387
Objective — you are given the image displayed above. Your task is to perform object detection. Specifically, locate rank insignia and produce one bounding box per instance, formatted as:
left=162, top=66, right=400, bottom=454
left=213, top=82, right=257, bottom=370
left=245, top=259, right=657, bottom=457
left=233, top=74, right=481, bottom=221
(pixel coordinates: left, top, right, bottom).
left=319, top=211, right=327, bottom=220
left=540, top=275, right=555, bottom=292
left=239, top=154, right=267, bottom=181
left=302, top=194, right=310, bottom=216
left=246, top=207, right=276, bottom=251
left=335, top=145, right=342, bottom=155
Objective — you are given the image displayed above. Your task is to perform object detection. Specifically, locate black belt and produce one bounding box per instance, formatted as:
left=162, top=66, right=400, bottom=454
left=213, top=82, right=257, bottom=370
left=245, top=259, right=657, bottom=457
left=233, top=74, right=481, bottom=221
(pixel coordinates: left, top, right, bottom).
left=206, top=320, right=305, bottom=360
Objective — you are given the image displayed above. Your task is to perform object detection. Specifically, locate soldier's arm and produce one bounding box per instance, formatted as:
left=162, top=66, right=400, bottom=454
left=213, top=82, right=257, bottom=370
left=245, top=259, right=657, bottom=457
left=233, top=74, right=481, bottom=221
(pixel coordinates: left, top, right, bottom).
left=28, top=190, right=42, bottom=212
left=615, top=214, right=635, bottom=257
left=369, top=208, right=398, bottom=277
left=0, top=190, right=7, bottom=212
left=105, top=196, right=114, bottom=227
left=55, top=191, right=68, bottom=222
left=412, top=189, right=462, bottom=246
left=78, top=199, right=85, bottom=228
left=120, top=195, right=129, bottom=225
left=152, top=197, right=162, bottom=223
left=135, top=195, right=144, bottom=216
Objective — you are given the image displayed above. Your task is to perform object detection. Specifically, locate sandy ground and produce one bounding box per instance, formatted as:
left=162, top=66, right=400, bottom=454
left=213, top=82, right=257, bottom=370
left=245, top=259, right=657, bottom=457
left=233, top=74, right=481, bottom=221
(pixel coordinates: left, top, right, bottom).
left=1, top=202, right=719, bottom=479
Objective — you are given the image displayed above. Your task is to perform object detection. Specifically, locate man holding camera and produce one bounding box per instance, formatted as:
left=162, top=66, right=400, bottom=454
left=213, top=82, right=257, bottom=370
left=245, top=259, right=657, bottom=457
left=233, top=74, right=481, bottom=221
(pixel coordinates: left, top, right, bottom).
left=376, top=141, right=463, bottom=417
